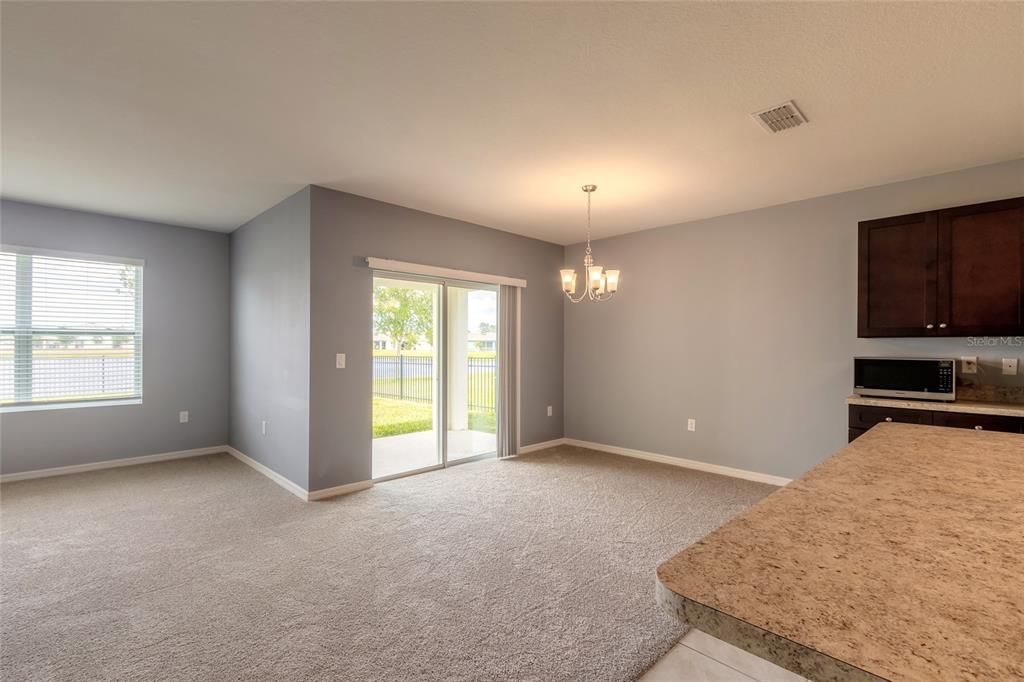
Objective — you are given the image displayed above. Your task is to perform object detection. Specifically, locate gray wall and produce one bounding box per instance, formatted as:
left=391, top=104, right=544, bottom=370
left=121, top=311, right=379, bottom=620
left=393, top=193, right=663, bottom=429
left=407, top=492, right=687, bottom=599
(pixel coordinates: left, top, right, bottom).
left=229, top=188, right=311, bottom=489
left=308, top=186, right=564, bottom=490
left=564, top=159, right=1024, bottom=480
left=0, top=199, right=230, bottom=474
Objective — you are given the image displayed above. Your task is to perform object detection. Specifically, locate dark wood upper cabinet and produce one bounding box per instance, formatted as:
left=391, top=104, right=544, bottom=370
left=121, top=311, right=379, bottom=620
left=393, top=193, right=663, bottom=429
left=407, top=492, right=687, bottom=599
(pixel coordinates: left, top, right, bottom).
left=937, top=199, right=1024, bottom=336
left=858, top=197, right=1024, bottom=338
left=858, top=212, right=937, bottom=337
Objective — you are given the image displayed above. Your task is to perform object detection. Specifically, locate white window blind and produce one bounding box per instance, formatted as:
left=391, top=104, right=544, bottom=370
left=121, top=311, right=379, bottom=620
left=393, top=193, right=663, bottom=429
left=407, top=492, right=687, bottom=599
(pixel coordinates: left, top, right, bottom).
left=0, top=247, right=143, bottom=408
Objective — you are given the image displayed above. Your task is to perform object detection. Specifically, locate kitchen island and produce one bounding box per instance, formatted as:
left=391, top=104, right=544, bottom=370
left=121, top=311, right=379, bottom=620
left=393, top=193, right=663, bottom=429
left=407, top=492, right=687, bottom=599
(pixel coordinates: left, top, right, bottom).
left=656, top=423, right=1024, bottom=681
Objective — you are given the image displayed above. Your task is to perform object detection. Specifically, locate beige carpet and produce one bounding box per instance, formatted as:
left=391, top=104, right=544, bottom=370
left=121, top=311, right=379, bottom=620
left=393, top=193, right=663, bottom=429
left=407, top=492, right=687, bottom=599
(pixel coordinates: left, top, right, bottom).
left=0, top=445, right=774, bottom=681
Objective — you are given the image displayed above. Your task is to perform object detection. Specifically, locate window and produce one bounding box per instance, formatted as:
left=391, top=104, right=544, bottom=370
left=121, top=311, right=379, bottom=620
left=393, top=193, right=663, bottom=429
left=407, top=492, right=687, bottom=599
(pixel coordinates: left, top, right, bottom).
left=0, top=247, right=143, bottom=408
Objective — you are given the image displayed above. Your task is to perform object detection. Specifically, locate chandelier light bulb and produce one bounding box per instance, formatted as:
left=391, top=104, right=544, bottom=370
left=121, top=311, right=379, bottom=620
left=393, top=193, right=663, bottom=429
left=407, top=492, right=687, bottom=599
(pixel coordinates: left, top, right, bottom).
left=560, top=269, right=577, bottom=294
left=605, top=269, right=620, bottom=293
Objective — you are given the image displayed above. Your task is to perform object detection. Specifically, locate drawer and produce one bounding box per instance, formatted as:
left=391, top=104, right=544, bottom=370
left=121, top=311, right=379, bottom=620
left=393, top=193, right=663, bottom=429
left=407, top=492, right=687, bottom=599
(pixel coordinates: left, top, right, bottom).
left=848, top=428, right=868, bottom=442
left=848, top=405, right=933, bottom=430
left=931, top=412, right=1023, bottom=434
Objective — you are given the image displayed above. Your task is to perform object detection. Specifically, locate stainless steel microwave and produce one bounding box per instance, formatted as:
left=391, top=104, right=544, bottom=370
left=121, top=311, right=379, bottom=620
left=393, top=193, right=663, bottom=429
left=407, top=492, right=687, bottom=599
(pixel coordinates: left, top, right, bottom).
left=854, top=357, right=956, bottom=401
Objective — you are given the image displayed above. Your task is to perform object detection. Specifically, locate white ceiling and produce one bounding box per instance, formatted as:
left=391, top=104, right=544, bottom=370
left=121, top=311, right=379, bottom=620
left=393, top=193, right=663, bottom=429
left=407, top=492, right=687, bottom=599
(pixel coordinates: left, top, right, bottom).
left=2, top=2, right=1022, bottom=244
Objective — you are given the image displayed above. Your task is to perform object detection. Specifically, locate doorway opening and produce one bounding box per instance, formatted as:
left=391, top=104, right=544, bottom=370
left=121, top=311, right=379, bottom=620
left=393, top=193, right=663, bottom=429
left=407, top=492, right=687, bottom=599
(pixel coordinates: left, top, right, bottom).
left=371, top=274, right=498, bottom=480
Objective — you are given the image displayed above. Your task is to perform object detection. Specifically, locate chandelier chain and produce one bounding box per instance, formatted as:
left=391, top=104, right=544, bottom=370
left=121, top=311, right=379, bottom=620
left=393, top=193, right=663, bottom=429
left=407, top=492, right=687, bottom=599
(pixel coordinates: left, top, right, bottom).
left=585, top=190, right=592, bottom=256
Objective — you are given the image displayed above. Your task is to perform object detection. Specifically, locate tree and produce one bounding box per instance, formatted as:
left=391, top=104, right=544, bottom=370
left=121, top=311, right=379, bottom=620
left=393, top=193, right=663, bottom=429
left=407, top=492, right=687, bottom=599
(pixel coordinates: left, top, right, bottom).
left=118, top=265, right=136, bottom=294
left=373, top=286, right=433, bottom=352
left=478, top=321, right=495, bottom=335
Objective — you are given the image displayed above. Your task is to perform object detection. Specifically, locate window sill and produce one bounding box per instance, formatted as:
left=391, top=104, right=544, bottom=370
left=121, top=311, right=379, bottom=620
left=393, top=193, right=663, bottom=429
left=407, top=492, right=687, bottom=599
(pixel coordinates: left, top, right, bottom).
left=0, top=398, right=143, bottom=414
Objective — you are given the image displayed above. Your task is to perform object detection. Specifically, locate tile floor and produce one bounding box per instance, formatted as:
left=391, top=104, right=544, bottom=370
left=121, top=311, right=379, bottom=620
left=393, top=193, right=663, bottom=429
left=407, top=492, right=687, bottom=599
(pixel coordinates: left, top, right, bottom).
left=640, top=629, right=808, bottom=682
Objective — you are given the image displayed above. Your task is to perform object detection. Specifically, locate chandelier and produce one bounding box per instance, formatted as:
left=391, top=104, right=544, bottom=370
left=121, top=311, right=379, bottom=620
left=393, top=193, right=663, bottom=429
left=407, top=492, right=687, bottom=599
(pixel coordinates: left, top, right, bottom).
left=560, top=185, right=620, bottom=302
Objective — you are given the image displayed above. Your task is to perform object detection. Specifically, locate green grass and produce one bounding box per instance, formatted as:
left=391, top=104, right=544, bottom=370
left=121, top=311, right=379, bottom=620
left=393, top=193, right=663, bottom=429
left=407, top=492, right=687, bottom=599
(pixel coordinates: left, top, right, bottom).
left=373, top=398, right=432, bottom=438
left=372, top=397, right=496, bottom=439
left=468, top=411, right=496, bottom=434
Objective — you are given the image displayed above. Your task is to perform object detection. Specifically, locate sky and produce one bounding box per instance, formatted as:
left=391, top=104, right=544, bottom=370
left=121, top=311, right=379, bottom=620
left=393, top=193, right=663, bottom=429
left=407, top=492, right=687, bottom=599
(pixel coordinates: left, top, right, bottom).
left=467, top=290, right=497, bottom=334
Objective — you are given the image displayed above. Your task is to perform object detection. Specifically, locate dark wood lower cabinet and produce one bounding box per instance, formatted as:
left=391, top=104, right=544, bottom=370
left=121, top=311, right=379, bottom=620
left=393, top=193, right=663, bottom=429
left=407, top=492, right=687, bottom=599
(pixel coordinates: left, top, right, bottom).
left=931, top=411, right=1022, bottom=434
left=847, top=405, right=1023, bottom=442
left=848, top=405, right=933, bottom=430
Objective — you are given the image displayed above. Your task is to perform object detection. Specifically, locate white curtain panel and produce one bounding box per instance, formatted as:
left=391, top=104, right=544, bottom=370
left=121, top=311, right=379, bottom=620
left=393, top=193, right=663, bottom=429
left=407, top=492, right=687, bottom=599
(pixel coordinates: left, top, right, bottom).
left=497, top=285, right=519, bottom=458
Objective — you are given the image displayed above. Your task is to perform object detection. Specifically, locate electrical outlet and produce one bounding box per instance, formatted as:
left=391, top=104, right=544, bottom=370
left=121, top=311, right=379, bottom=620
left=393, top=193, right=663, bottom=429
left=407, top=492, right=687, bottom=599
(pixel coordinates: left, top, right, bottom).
left=687, top=418, right=696, bottom=432
left=261, top=420, right=267, bottom=436
left=547, top=405, right=553, bottom=417
left=336, top=353, right=346, bottom=369
left=1003, top=358, right=1019, bottom=376
left=178, top=410, right=189, bottom=424
left=960, top=356, right=978, bottom=375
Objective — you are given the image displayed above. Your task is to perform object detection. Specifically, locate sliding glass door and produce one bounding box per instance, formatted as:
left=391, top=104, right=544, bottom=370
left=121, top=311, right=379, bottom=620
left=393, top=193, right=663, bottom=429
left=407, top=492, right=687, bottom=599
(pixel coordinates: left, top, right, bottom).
left=371, top=277, right=442, bottom=479
left=446, top=283, right=498, bottom=462
left=371, top=274, right=499, bottom=480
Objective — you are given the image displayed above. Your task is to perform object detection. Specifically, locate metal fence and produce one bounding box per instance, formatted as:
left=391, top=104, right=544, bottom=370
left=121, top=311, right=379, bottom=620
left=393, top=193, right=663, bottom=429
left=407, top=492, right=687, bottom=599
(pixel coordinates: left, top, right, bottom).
left=466, top=356, right=495, bottom=412
left=373, top=354, right=495, bottom=411
left=0, top=353, right=137, bottom=403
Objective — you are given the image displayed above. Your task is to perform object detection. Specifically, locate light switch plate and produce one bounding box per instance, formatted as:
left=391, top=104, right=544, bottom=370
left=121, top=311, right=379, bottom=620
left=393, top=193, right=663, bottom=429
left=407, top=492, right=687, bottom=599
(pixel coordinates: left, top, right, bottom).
left=179, top=410, right=189, bottom=424
left=687, top=418, right=696, bottom=432
left=336, top=353, right=346, bottom=369
left=961, top=356, right=978, bottom=375
left=1002, top=358, right=1019, bottom=375
left=547, top=405, right=553, bottom=417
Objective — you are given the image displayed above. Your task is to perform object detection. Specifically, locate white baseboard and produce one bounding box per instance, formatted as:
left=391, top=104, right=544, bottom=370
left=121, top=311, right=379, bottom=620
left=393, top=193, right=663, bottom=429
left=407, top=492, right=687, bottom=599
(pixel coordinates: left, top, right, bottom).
left=2, top=436, right=781, bottom=496
left=0, top=446, right=227, bottom=483
left=520, top=436, right=791, bottom=487
left=224, top=446, right=372, bottom=502
left=307, top=479, right=373, bottom=500
left=564, top=438, right=791, bottom=487
left=223, top=446, right=308, bottom=500
left=1, top=444, right=375, bottom=502
left=517, top=438, right=569, bottom=454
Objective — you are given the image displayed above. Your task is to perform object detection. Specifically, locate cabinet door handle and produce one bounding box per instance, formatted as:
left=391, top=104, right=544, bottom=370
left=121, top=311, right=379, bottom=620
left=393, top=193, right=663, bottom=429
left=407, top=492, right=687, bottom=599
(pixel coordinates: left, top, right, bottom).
left=975, top=425, right=984, bottom=431
left=885, top=417, right=893, bottom=422
left=939, top=323, right=947, bottom=329
left=925, top=324, right=934, bottom=329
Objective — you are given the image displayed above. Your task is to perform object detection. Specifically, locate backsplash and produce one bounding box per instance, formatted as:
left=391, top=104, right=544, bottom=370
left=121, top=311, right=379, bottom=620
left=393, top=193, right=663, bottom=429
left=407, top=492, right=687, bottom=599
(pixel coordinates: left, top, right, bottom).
left=955, top=354, right=1024, bottom=403
left=957, top=383, right=1024, bottom=405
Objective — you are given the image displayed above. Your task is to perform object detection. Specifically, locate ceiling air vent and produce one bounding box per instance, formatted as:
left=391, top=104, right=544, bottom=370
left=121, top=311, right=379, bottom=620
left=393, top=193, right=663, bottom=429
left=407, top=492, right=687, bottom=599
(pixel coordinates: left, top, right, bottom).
left=751, top=100, right=807, bottom=133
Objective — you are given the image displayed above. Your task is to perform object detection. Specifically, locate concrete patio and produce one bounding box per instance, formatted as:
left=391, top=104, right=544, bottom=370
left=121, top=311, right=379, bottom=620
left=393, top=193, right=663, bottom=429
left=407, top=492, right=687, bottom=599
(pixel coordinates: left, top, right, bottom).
left=372, top=429, right=496, bottom=479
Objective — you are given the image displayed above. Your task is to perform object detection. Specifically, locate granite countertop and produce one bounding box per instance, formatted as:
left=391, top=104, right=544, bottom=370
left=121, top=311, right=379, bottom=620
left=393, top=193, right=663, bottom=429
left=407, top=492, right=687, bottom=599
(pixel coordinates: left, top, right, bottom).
left=656, top=423, right=1024, bottom=681
left=846, top=394, right=1024, bottom=417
